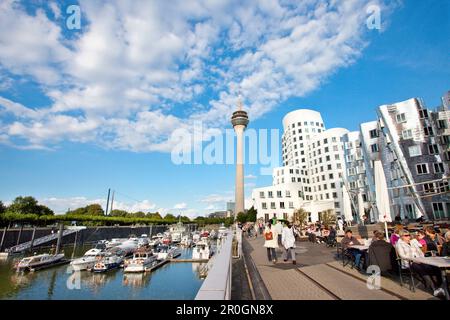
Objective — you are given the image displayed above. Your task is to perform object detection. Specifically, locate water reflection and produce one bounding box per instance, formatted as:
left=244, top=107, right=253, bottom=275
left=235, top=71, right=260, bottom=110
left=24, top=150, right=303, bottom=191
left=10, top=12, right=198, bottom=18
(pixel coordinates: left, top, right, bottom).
left=122, top=272, right=151, bottom=288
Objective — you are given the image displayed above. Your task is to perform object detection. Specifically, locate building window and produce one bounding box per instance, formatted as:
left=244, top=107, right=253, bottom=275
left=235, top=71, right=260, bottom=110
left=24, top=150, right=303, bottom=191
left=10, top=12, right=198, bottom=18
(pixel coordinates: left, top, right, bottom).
left=262, top=202, right=267, bottom=209
left=419, top=109, right=429, bottom=119
left=396, top=113, right=406, bottom=123
left=402, top=129, right=413, bottom=139
left=333, top=192, right=337, bottom=198
left=408, top=145, right=422, bottom=157
left=369, top=129, right=379, bottom=139
left=280, top=202, right=285, bottom=209
left=289, top=202, right=294, bottom=209
left=424, top=127, right=434, bottom=136
left=268, top=191, right=273, bottom=198
left=404, top=204, right=414, bottom=219
left=434, top=163, right=444, bottom=174
left=335, top=202, right=340, bottom=208
left=286, top=191, right=291, bottom=198
left=348, top=168, right=356, bottom=176
left=432, top=203, right=445, bottom=219
left=277, top=191, right=282, bottom=198
left=260, top=192, right=265, bottom=198
left=429, top=144, right=439, bottom=155
left=270, top=202, right=276, bottom=209
left=423, top=183, right=435, bottom=194
left=370, top=144, right=379, bottom=152
left=416, top=163, right=428, bottom=175
left=265, top=214, right=269, bottom=223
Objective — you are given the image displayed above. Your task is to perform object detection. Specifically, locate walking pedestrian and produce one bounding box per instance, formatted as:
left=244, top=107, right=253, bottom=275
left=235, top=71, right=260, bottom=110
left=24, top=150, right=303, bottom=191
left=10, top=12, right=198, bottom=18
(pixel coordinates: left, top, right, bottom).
left=282, top=223, right=297, bottom=264
left=275, top=220, right=283, bottom=248
left=264, top=223, right=278, bottom=264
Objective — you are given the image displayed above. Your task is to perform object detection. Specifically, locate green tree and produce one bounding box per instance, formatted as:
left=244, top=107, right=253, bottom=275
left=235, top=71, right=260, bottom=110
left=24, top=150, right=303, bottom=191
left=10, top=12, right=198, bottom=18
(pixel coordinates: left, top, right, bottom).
left=0, top=201, right=6, bottom=215
left=148, top=212, right=162, bottom=219
left=293, top=208, right=308, bottom=235
left=7, top=196, right=54, bottom=216
left=133, top=211, right=146, bottom=218
left=246, top=206, right=257, bottom=222
left=321, top=209, right=336, bottom=227
left=236, top=212, right=247, bottom=223
left=110, top=209, right=128, bottom=217
left=164, top=213, right=176, bottom=220
left=86, top=204, right=104, bottom=216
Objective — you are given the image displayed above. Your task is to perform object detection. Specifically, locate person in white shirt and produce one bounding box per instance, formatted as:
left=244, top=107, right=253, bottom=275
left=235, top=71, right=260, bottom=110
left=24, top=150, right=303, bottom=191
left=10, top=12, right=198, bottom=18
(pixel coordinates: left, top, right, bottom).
left=337, top=218, right=344, bottom=232
left=281, top=223, right=297, bottom=264
left=263, top=223, right=278, bottom=264
left=275, top=221, right=283, bottom=247
left=396, top=230, right=444, bottom=297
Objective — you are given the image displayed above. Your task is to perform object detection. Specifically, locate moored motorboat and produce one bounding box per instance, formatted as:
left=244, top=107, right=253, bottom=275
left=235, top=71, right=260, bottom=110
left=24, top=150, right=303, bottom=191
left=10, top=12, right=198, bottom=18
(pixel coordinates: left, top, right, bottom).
left=180, top=235, right=193, bottom=247
left=123, top=249, right=157, bottom=273
left=70, top=242, right=107, bottom=271
left=148, top=235, right=162, bottom=247
left=93, top=252, right=123, bottom=273
left=16, top=253, right=65, bottom=272
left=192, top=239, right=210, bottom=260
left=155, top=244, right=181, bottom=261
left=137, top=234, right=150, bottom=248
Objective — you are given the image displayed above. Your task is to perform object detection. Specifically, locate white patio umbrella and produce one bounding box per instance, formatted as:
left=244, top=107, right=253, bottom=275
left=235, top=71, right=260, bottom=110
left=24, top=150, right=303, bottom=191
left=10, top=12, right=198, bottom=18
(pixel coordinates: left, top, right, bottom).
left=342, top=183, right=353, bottom=225
left=374, top=160, right=392, bottom=238
left=358, top=192, right=365, bottom=225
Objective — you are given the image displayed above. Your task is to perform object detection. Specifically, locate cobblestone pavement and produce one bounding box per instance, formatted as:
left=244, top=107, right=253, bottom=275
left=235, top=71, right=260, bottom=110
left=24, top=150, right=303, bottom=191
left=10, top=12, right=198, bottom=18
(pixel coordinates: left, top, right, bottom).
left=243, top=235, right=435, bottom=300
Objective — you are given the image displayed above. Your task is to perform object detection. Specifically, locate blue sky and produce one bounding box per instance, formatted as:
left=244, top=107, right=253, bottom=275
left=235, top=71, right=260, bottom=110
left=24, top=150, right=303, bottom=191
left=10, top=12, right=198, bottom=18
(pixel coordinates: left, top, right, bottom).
left=0, top=0, right=449, bottom=217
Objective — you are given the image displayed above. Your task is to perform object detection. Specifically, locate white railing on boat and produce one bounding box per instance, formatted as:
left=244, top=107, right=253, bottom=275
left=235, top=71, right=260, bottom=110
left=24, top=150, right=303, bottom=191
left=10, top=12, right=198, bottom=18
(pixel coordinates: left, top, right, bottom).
left=195, top=231, right=233, bottom=300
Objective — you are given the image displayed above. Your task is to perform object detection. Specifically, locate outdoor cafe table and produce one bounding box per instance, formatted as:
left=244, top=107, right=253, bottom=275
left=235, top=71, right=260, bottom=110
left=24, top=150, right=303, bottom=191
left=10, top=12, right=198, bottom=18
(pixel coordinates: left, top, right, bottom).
left=347, top=245, right=370, bottom=269
left=348, top=245, right=369, bottom=251
left=409, top=256, right=450, bottom=300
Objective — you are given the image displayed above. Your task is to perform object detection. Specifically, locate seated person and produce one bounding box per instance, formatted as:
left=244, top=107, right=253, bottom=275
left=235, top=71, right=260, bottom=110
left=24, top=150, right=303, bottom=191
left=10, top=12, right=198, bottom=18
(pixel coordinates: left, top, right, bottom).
left=368, top=231, right=396, bottom=274
left=441, top=231, right=450, bottom=257
left=390, top=225, right=403, bottom=246
left=396, top=230, right=445, bottom=297
left=341, top=230, right=362, bottom=269
left=415, top=230, right=427, bottom=253
left=424, top=226, right=444, bottom=255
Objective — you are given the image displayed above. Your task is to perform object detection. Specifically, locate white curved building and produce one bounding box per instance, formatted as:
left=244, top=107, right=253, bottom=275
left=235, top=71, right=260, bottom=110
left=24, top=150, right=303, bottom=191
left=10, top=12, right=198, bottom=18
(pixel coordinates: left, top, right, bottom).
left=253, top=109, right=350, bottom=223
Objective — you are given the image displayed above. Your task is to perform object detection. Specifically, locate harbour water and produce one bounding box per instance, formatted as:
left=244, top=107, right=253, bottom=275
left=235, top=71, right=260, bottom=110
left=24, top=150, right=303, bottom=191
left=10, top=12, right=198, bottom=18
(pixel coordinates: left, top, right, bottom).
left=0, top=245, right=205, bottom=300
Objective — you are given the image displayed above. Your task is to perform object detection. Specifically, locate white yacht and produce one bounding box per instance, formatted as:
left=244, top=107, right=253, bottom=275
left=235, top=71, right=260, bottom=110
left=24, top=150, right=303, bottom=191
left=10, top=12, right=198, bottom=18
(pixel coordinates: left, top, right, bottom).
left=105, top=238, right=127, bottom=249
left=93, top=252, right=123, bottom=273
left=169, top=219, right=187, bottom=243
left=192, top=239, right=210, bottom=260
left=123, top=249, right=157, bottom=273
left=116, top=238, right=139, bottom=256
left=192, top=232, right=200, bottom=244
left=180, top=235, right=193, bottom=247
left=148, top=235, right=162, bottom=247
left=137, top=234, right=150, bottom=248
left=155, top=245, right=181, bottom=261
left=16, top=253, right=65, bottom=272
left=218, top=224, right=228, bottom=238
left=70, top=242, right=107, bottom=271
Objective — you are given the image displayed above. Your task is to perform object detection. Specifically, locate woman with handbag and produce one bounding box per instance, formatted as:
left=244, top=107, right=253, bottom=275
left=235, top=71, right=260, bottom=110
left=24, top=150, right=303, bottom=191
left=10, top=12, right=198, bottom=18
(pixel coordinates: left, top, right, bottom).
left=264, top=223, right=278, bottom=264
left=282, top=223, right=297, bottom=264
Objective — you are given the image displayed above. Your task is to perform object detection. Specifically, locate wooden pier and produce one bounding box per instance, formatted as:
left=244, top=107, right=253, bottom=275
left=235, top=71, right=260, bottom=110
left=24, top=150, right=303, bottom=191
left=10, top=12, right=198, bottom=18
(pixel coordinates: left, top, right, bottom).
left=144, top=259, right=170, bottom=272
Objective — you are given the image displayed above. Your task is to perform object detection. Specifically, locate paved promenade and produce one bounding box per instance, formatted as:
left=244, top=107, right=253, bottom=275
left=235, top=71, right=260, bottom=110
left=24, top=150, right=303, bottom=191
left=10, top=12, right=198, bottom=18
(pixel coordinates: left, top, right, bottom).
left=244, top=235, right=436, bottom=300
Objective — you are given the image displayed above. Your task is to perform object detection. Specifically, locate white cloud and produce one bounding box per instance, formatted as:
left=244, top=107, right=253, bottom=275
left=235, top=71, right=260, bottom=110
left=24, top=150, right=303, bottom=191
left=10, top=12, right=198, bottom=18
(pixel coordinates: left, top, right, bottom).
left=39, top=196, right=156, bottom=214
left=0, top=0, right=396, bottom=151
left=173, top=202, right=187, bottom=210
left=244, top=174, right=257, bottom=179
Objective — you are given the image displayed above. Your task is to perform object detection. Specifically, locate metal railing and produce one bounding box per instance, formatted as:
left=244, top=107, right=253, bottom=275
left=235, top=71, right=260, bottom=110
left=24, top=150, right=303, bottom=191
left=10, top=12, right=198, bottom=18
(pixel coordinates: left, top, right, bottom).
left=6, top=228, right=81, bottom=253
left=195, top=231, right=234, bottom=300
